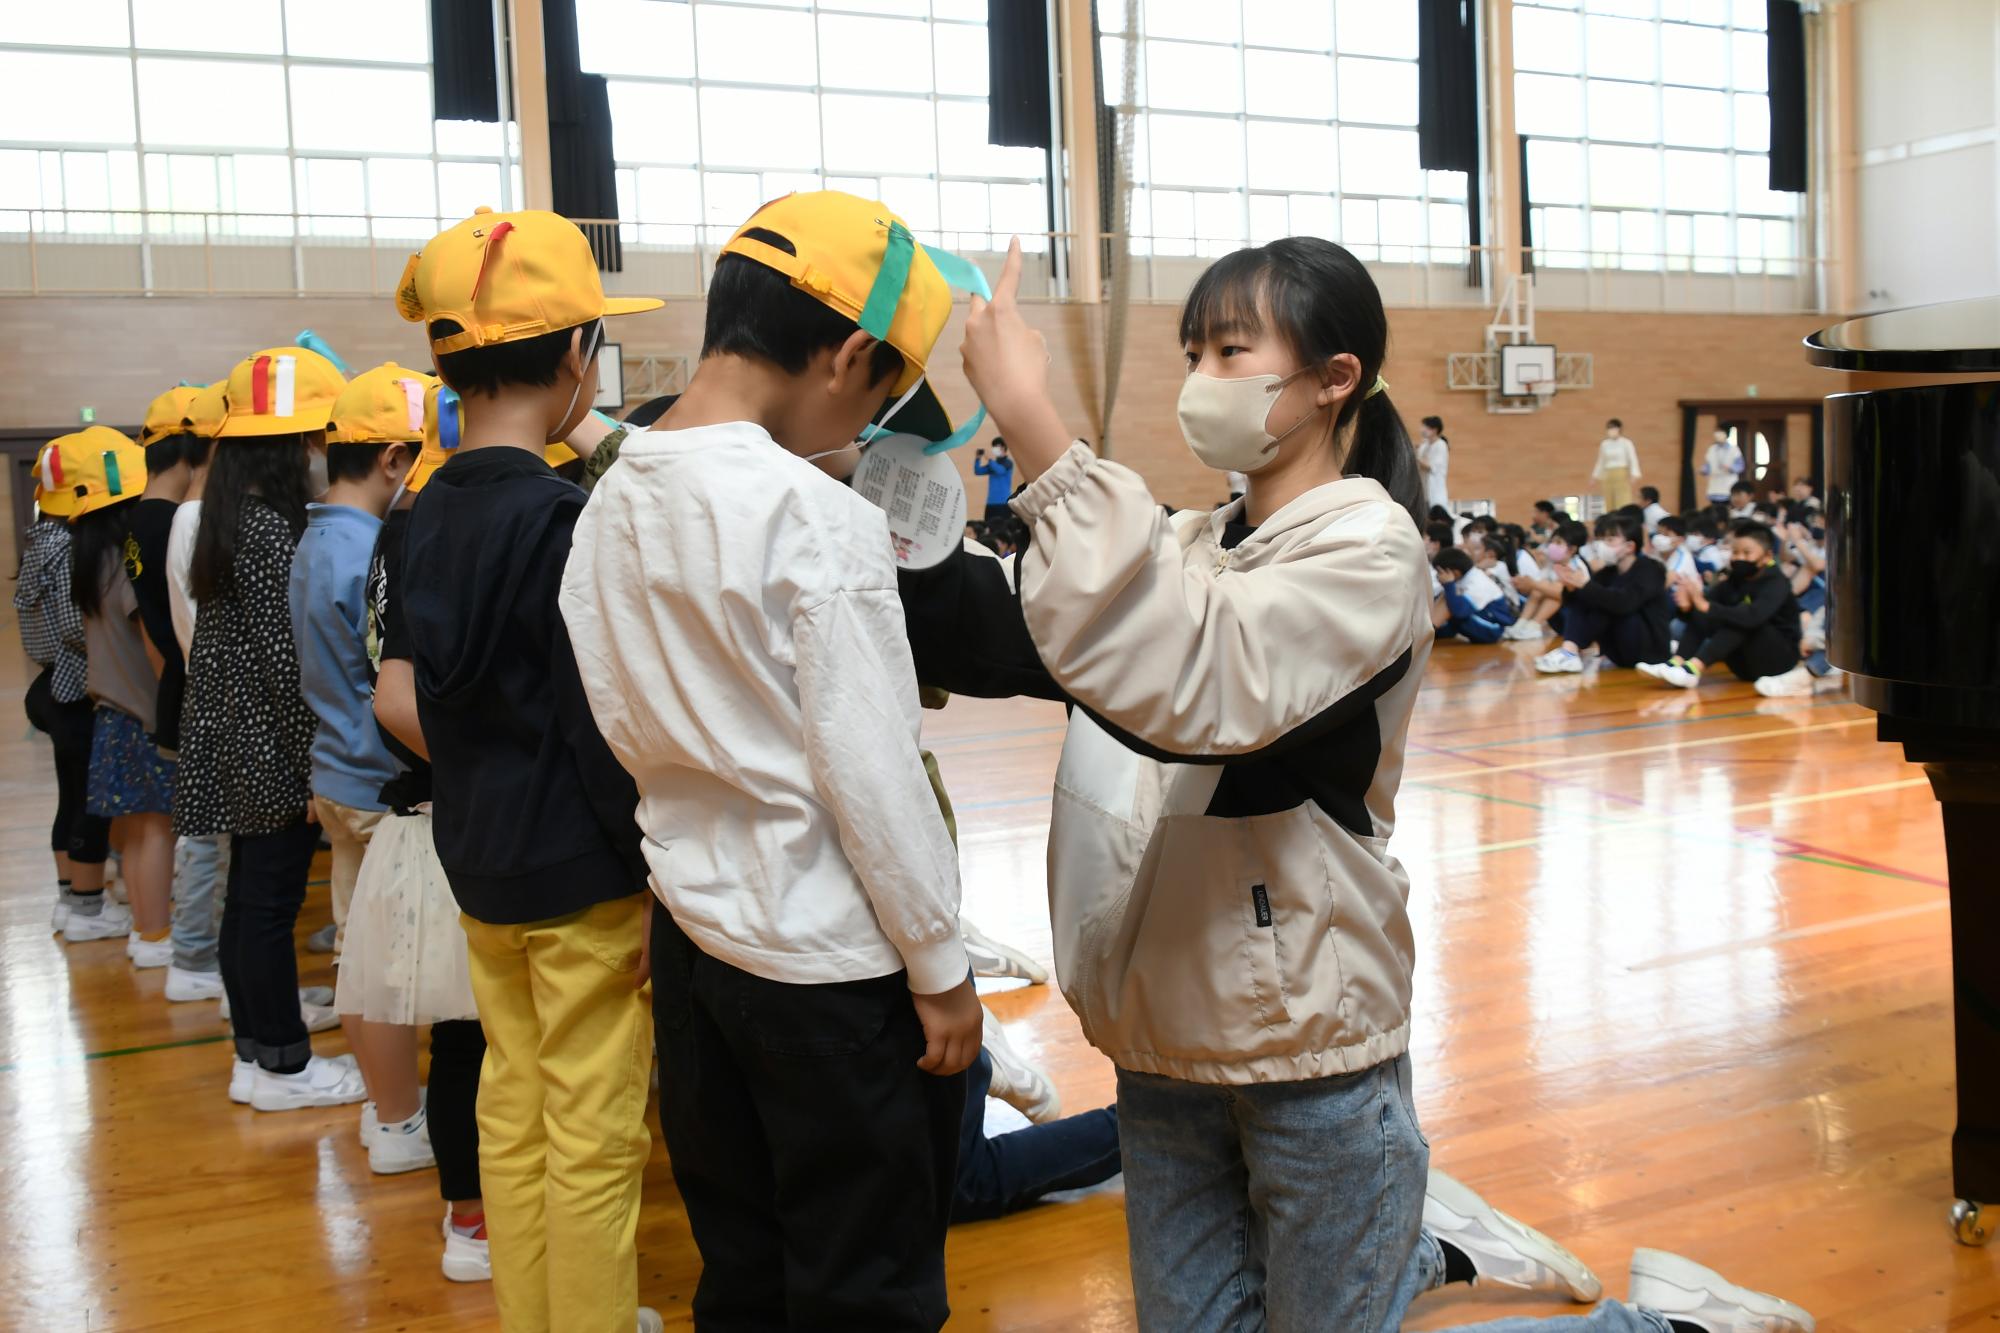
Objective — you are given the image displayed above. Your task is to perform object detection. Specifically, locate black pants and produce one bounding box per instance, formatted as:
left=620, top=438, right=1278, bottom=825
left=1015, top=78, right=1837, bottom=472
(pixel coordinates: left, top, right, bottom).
left=429, top=1018, right=485, bottom=1202
left=650, top=909, right=964, bottom=1332
left=24, top=668, right=110, bottom=865
left=1685, top=610, right=1797, bottom=681
left=219, top=819, right=320, bottom=1072
left=1560, top=605, right=1669, bottom=668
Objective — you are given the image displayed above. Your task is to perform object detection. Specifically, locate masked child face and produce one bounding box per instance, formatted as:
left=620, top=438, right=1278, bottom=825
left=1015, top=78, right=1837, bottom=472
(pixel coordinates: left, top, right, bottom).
left=1176, top=288, right=1360, bottom=477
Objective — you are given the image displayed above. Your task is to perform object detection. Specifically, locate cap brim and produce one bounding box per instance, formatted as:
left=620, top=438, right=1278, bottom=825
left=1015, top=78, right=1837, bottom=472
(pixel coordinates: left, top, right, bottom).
left=217, top=409, right=336, bottom=439
left=876, top=380, right=953, bottom=446
left=405, top=456, right=441, bottom=494
left=603, top=296, right=665, bottom=317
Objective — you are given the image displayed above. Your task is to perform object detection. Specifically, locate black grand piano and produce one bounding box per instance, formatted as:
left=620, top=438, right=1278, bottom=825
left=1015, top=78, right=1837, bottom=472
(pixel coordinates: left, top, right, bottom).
left=1809, top=297, right=2000, bottom=1244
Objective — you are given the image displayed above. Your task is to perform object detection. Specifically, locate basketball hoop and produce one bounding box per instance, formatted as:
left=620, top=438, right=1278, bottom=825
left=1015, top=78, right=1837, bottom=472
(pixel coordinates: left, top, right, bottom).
left=1520, top=372, right=1556, bottom=405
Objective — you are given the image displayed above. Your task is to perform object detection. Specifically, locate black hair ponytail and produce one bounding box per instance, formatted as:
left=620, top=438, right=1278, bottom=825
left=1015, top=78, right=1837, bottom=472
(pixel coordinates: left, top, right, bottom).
left=1180, top=236, right=1428, bottom=531
left=68, top=506, right=128, bottom=619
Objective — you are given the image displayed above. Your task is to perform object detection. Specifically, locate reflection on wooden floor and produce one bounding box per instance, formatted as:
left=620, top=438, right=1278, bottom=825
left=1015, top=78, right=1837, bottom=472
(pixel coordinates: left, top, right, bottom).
left=0, top=637, right=1988, bottom=1331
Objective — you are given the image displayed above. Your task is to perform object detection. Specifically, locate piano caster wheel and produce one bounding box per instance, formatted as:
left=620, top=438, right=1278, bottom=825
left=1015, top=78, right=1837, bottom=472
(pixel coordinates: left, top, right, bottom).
left=1953, top=1200, right=1992, bottom=1246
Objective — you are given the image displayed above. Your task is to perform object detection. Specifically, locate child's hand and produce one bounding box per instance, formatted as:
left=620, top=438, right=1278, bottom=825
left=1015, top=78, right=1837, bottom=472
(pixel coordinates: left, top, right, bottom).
left=1511, top=572, right=1536, bottom=593
left=911, top=975, right=983, bottom=1077
left=961, top=239, right=1065, bottom=474
left=1436, top=567, right=1456, bottom=584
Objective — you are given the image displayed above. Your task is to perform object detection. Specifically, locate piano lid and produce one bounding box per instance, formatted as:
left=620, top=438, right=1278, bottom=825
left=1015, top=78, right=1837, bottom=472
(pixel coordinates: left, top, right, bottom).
left=1808, top=295, right=2000, bottom=373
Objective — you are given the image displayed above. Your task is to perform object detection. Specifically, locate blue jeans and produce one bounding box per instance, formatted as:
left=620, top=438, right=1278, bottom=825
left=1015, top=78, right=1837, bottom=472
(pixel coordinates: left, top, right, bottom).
left=954, top=1051, right=1122, bottom=1223
left=1118, top=1058, right=1670, bottom=1333
left=171, top=832, right=229, bottom=972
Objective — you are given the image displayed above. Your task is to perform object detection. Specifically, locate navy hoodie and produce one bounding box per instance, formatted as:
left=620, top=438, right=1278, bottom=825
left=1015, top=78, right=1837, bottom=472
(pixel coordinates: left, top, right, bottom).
left=399, top=446, right=645, bottom=925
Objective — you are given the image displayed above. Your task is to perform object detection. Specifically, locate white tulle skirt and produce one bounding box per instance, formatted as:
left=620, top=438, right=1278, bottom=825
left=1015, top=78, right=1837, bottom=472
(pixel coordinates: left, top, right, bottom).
left=334, top=809, right=478, bottom=1024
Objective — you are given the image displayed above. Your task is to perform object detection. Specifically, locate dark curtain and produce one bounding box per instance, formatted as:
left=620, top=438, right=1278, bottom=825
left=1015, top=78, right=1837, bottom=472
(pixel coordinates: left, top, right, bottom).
left=1518, top=134, right=1534, bottom=276
left=1679, top=406, right=1699, bottom=513
left=1092, top=0, right=1114, bottom=293
left=989, top=0, right=1053, bottom=150
left=431, top=0, right=499, bottom=123
left=1767, top=0, right=1808, bottom=192
left=1417, top=0, right=1481, bottom=285
left=542, top=0, right=621, bottom=270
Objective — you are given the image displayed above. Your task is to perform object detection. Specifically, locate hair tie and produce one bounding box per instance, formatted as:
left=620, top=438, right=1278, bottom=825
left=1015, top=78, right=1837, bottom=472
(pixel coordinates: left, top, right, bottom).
left=1365, top=375, right=1389, bottom=400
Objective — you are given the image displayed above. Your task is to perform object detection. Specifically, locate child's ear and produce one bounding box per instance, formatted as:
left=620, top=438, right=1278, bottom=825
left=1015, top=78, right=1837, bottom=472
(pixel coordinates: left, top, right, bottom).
left=827, top=329, right=881, bottom=398
left=1313, top=353, right=1363, bottom=408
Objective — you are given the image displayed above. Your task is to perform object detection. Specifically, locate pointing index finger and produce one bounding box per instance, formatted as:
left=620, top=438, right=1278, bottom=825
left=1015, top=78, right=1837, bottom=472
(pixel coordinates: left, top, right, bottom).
left=993, top=236, right=1024, bottom=305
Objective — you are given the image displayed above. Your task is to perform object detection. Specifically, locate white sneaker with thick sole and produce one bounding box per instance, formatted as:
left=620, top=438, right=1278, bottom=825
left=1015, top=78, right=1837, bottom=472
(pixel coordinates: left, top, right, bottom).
left=228, top=1057, right=256, bottom=1105
left=62, top=900, right=134, bottom=943
left=1535, top=648, right=1584, bottom=675
left=962, top=918, right=1049, bottom=984
left=368, top=1105, right=436, bottom=1175
left=126, top=932, right=173, bottom=969
left=165, top=965, right=224, bottom=1002
left=1655, top=663, right=1702, bottom=689
left=981, top=1007, right=1061, bottom=1123
left=440, top=1208, right=491, bottom=1283
left=1627, top=1248, right=1814, bottom=1331
left=1754, top=664, right=1814, bottom=698
left=1503, top=620, right=1551, bottom=641
left=637, top=1309, right=665, bottom=1333
left=301, top=1002, right=341, bottom=1034
left=250, top=1054, right=368, bottom=1111
left=1423, top=1169, right=1602, bottom=1303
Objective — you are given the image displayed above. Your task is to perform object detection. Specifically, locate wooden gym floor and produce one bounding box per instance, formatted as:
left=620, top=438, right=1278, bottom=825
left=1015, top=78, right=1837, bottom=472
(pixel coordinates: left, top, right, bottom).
left=0, top=633, right=1990, bottom=1331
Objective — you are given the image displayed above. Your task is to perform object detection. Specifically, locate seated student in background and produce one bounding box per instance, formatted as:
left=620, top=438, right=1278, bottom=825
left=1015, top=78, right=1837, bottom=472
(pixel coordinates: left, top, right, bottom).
left=1529, top=499, right=1560, bottom=542
left=1505, top=518, right=1589, bottom=641
left=1687, top=512, right=1729, bottom=579
left=1639, top=486, right=1668, bottom=534
left=1474, top=527, right=1525, bottom=613
left=1535, top=512, right=1672, bottom=674
left=1727, top=482, right=1757, bottom=521
left=1434, top=548, right=1517, bottom=644
left=1653, top=515, right=1695, bottom=580
left=1788, top=475, right=1822, bottom=518
left=1641, top=523, right=1810, bottom=697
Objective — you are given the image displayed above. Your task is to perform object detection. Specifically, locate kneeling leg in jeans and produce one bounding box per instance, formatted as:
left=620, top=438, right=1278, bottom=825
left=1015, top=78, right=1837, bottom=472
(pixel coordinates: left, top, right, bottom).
left=1117, top=1058, right=1673, bottom=1333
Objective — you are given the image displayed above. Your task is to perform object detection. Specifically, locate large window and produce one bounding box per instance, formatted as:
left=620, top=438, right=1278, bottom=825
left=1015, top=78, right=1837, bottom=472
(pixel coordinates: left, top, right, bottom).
left=0, top=0, right=515, bottom=239
left=577, top=0, right=1049, bottom=256
left=1514, top=0, right=1798, bottom=273
left=1098, top=0, right=1469, bottom=261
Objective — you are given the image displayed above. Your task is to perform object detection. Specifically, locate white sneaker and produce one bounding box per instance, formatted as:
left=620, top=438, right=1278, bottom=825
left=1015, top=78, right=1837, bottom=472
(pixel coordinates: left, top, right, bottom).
left=250, top=1054, right=368, bottom=1111
left=1627, top=1248, right=1814, bottom=1331
left=1636, top=660, right=1670, bottom=680
left=301, top=1001, right=341, bottom=1034
left=962, top=918, right=1048, bottom=984
left=1754, top=664, right=1814, bottom=698
left=440, top=1208, right=491, bottom=1283
left=1655, top=663, right=1702, bottom=689
left=165, top=965, right=224, bottom=1002
left=358, top=1101, right=378, bottom=1148
left=1812, top=666, right=1846, bottom=696
left=981, top=1007, right=1061, bottom=1123
left=126, top=932, right=173, bottom=969
left=368, top=1105, right=436, bottom=1175
left=1501, top=620, right=1547, bottom=641
left=306, top=923, right=338, bottom=954
left=1534, top=647, right=1584, bottom=675
left=62, top=899, right=134, bottom=943
left=228, top=1057, right=256, bottom=1105
left=1423, top=1169, right=1602, bottom=1303
left=51, top=892, right=72, bottom=932
left=637, top=1309, right=664, bottom=1333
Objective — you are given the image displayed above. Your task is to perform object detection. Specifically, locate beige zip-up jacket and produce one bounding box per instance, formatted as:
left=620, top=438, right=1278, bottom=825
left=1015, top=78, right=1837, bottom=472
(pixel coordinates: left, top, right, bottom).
left=1011, top=443, right=1434, bottom=1085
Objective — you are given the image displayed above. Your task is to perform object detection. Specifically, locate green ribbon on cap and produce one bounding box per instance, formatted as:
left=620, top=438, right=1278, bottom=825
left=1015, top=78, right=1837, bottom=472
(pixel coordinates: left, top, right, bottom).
left=858, top=221, right=916, bottom=342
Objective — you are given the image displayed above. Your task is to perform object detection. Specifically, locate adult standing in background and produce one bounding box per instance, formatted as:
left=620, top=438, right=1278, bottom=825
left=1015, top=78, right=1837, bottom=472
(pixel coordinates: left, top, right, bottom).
left=1417, top=416, right=1451, bottom=514
left=1700, top=427, right=1744, bottom=509
left=973, top=437, right=1015, bottom=525
left=1592, top=418, right=1641, bottom=511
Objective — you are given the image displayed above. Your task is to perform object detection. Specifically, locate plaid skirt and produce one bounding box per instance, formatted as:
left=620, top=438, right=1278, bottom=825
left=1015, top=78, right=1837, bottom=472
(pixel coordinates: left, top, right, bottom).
left=86, top=706, right=176, bottom=818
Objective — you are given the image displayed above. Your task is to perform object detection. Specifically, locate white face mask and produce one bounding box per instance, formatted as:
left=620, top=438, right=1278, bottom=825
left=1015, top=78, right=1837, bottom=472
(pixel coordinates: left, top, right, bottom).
left=1687, top=535, right=1708, bottom=551
left=1176, top=369, right=1318, bottom=474
left=1651, top=532, right=1675, bottom=553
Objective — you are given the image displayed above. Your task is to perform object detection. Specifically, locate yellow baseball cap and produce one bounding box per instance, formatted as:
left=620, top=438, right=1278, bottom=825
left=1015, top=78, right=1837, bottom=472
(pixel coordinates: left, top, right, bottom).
left=329, top=363, right=437, bottom=445
left=139, top=386, right=202, bottom=448
left=398, top=208, right=663, bottom=354
left=404, top=382, right=580, bottom=494
left=186, top=379, right=230, bottom=439
left=217, top=346, right=347, bottom=438
left=36, top=427, right=147, bottom=520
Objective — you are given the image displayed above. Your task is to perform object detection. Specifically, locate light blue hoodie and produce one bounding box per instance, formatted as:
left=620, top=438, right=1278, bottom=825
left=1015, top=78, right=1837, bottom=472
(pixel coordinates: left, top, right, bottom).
left=288, top=502, right=396, bottom=810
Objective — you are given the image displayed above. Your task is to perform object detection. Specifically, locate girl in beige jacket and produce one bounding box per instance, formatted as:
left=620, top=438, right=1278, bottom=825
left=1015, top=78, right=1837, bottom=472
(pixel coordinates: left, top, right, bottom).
left=929, top=237, right=1813, bottom=1333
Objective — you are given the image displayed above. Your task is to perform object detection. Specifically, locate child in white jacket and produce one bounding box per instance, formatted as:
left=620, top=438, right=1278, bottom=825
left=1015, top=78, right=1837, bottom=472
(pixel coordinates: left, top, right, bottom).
left=951, top=236, right=1814, bottom=1333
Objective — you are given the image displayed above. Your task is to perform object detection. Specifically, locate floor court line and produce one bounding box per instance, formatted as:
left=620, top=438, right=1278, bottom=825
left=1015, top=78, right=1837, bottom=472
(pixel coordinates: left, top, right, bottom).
left=0, top=1032, right=230, bottom=1076
left=1421, top=697, right=1855, bottom=753
left=1625, top=901, right=1949, bottom=972
left=1409, top=717, right=1872, bottom=783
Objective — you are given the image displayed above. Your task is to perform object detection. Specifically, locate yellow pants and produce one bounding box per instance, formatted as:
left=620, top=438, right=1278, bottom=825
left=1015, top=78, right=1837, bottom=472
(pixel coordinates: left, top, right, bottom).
left=462, top=895, right=655, bottom=1333
left=1600, top=466, right=1633, bottom=512
left=314, top=795, right=385, bottom=955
